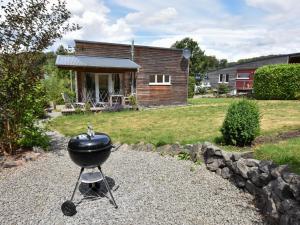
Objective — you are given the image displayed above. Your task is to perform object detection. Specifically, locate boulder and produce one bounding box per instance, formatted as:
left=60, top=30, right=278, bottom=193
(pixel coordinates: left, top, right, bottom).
left=206, top=158, right=224, bottom=172
left=231, top=174, right=246, bottom=188
left=248, top=168, right=264, bottom=187
left=269, top=177, right=294, bottom=201
left=3, top=161, right=18, bottom=168
left=271, top=165, right=290, bottom=178
left=282, top=173, right=300, bottom=201
left=216, top=168, right=222, bottom=176
left=240, top=151, right=254, bottom=159
left=245, top=180, right=259, bottom=195
left=244, top=158, right=260, bottom=167
left=259, top=160, right=276, bottom=173
left=221, top=167, right=232, bottom=179
left=156, top=144, right=183, bottom=156
left=189, top=143, right=203, bottom=162
left=231, top=153, right=241, bottom=161
left=236, top=158, right=250, bottom=179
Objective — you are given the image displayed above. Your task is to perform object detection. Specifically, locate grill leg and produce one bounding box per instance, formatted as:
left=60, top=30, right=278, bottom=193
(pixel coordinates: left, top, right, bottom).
left=98, top=166, right=118, bottom=208
left=70, top=167, right=84, bottom=202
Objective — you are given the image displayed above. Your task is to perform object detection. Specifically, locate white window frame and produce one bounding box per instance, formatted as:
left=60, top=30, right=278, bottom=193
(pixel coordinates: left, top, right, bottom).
left=218, top=74, right=223, bottom=83
left=236, top=72, right=250, bottom=80
left=149, top=74, right=171, bottom=85
left=224, top=74, right=229, bottom=83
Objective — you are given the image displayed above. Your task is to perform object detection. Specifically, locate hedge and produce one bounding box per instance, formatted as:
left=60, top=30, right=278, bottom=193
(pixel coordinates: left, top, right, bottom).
left=188, top=76, right=195, bottom=98
left=253, top=64, right=300, bottom=100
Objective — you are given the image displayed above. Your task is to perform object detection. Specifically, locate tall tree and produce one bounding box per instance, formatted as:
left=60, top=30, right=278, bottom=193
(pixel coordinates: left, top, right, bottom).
left=172, top=37, right=228, bottom=76
left=172, top=37, right=205, bottom=76
left=0, top=0, right=79, bottom=155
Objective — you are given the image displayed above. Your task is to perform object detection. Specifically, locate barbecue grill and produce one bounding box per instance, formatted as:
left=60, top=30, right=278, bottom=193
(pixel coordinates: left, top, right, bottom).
left=61, top=126, right=118, bottom=216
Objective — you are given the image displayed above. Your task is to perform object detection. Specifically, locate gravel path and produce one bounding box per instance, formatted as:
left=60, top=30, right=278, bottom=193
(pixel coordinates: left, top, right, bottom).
left=0, top=132, right=266, bottom=225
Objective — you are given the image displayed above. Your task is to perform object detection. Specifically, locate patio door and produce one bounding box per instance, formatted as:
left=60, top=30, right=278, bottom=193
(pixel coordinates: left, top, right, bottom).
left=98, top=74, right=109, bottom=102
left=86, top=73, right=95, bottom=101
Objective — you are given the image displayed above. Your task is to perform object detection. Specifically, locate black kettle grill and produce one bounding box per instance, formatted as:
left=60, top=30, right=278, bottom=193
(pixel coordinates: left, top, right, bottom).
left=61, top=126, right=118, bottom=216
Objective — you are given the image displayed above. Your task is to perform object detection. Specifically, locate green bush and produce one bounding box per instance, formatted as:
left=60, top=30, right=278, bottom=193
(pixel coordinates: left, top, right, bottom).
left=221, top=100, right=260, bottom=146
left=188, top=76, right=195, bottom=98
left=254, top=64, right=300, bottom=100
left=18, top=126, right=50, bottom=149
left=218, top=83, right=229, bottom=95
left=197, top=87, right=207, bottom=95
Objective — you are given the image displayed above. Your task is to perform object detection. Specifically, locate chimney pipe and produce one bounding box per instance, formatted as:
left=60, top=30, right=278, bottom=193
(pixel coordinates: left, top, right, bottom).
left=131, top=40, right=134, bottom=61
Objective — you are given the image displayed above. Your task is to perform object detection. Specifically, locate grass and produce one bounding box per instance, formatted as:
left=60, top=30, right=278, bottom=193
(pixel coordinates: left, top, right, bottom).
left=255, top=137, right=300, bottom=174
left=49, top=98, right=300, bottom=146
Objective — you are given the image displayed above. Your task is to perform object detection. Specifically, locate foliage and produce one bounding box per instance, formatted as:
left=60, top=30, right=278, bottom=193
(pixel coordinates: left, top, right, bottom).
left=18, top=126, right=50, bottom=149
left=253, top=64, right=300, bottom=100
left=128, top=95, right=137, bottom=107
left=221, top=100, right=260, bottom=146
left=188, top=76, right=195, bottom=98
left=217, top=83, right=230, bottom=95
left=196, top=87, right=207, bottom=95
left=0, top=0, right=78, bottom=155
left=171, top=37, right=227, bottom=76
left=178, top=151, right=191, bottom=160
left=255, top=137, right=300, bottom=174
left=295, top=92, right=300, bottom=100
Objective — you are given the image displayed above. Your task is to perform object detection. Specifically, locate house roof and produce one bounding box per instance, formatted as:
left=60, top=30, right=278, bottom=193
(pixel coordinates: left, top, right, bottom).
left=55, top=55, right=141, bottom=70
left=207, top=52, right=300, bottom=73
left=74, top=39, right=183, bottom=52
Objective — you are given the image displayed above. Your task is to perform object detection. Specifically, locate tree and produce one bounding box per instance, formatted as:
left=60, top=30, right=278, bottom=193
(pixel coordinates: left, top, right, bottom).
left=0, top=0, right=79, bottom=155
left=172, top=37, right=228, bottom=77
left=172, top=37, right=205, bottom=76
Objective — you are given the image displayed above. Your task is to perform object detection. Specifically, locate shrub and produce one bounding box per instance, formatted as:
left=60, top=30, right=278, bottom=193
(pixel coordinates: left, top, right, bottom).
left=196, top=87, right=207, bottom=95
left=221, top=100, right=260, bottom=146
left=188, top=76, right=195, bottom=98
left=18, top=126, right=50, bottom=149
left=218, top=83, right=229, bottom=95
left=254, top=64, right=300, bottom=100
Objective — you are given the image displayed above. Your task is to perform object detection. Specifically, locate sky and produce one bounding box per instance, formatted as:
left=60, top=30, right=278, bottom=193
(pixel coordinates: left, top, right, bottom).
left=9, top=0, right=300, bottom=61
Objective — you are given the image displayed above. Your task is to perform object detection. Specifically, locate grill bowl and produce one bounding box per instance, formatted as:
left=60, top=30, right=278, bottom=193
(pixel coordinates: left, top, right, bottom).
left=68, top=133, right=113, bottom=168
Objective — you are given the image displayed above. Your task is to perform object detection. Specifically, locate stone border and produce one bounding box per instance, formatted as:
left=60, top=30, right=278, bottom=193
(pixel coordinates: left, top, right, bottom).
left=117, top=141, right=300, bottom=225
left=202, top=142, right=300, bottom=225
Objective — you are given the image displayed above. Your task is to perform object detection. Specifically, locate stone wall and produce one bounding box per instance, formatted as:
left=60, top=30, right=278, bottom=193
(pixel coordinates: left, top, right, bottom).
left=118, top=141, right=300, bottom=224
left=202, top=142, right=300, bottom=225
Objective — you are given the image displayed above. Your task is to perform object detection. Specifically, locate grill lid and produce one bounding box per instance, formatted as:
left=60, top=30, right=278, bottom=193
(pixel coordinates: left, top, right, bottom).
left=68, top=132, right=112, bottom=152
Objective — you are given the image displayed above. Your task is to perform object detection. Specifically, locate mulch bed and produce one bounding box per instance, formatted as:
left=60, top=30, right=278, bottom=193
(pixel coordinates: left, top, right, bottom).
left=253, top=130, right=300, bottom=146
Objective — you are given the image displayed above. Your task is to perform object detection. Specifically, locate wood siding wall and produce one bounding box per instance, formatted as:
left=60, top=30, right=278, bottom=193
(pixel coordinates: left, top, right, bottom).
left=75, top=41, right=187, bottom=106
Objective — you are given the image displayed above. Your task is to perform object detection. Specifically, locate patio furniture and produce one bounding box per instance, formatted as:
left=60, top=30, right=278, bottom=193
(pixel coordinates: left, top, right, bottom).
left=61, top=93, right=85, bottom=109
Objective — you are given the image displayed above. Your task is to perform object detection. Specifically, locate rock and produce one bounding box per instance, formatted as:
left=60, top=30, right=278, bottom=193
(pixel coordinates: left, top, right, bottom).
left=269, top=177, right=294, bottom=201
left=282, top=173, right=300, bottom=201
left=248, top=168, right=264, bottom=187
left=222, top=151, right=233, bottom=162
left=259, top=160, right=276, bottom=173
left=189, top=143, right=203, bottom=162
left=214, top=149, right=223, bottom=157
left=231, top=153, right=241, bottom=161
left=271, top=165, right=290, bottom=178
left=245, top=180, right=259, bottom=195
left=240, top=151, right=254, bottom=159
left=279, top=215, right=290, bottom=225
left=3, top=159, right=24, bottom=168
left=221, top=167, right=232, bottom=179
left=231, top=174, right=246, bottom=188
left=156, top=144, right=183, bottom=156
left=216, top=168, right=222, bottom=176
left=264, top=195, right=279, bottom=221
left=3, top=161, right=18, bottom=168
left=206, top=160, right=220, bottom=171
left=279, top=199, right=298, bottom=213
left=24, top=152, right=41, bottom=162
left=244, top=158, right=260, bottom=167
left=236, top=158, right=250, bottom=179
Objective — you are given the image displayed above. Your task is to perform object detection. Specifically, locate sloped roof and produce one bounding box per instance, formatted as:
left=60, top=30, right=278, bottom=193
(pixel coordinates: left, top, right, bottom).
left=55, top=55, right=140, bottom=69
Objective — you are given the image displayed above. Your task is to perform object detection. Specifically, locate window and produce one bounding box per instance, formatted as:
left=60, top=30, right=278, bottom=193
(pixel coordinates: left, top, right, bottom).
left=225, top=74, right=229, bottom=83
left=149, top=74, right=171, bottom=85
left=237, top=73, right=250, bottom=79
left=219, top=74, right=223, bottom=83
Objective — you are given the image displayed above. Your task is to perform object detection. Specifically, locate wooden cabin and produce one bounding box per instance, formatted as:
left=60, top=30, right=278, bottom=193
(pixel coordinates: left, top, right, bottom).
left=56, top=40, right=189, bottom=107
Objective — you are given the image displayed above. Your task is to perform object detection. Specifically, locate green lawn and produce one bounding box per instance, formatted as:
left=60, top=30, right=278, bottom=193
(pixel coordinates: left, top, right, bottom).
left=255, top=137, right=300, bottom=174
left=49, top=98, right=300, bottom=146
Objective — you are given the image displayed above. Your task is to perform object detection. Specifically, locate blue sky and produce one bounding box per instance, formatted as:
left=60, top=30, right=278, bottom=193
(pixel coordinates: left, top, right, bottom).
left=54, top=0, right=300, bottom=61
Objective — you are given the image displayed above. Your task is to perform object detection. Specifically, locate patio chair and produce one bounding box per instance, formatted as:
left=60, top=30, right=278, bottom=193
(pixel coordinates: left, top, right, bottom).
left=61, top=93, right=85, bottom=113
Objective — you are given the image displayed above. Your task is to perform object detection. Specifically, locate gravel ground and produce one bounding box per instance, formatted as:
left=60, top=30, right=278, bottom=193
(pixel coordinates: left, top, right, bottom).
left=0, top=132, right=266, bottom=225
